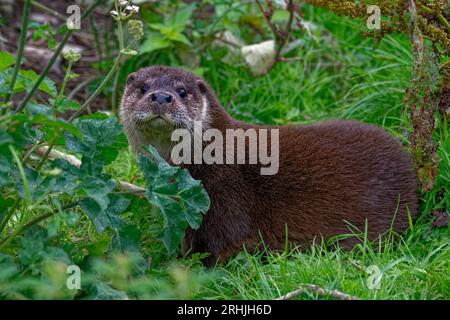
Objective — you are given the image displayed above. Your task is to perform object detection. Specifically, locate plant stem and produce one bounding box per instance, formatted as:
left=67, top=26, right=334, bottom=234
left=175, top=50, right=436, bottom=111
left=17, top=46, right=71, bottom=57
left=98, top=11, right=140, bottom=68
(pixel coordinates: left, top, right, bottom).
left=35, top=60, right=74, bottom=171
left=0, top=201, right=78, bottom=249
left=115, top=0, right=124, bottom=52
left=4, top=0, right=32, bottom=105
left=111, top=68, right=120, bottom=117
left=68, top=0, right=131, bottom=121
left=15, top=0, right=102, bottom=113
left=419, top=4, right=450, bottom=33
left=0, top=212, right=51, bottom=249
left=22, top=142, right=45, bottom=164
left=89, top=14, right=104, bottom=71
left=53, top=60, right=73, bottom=116
left=68, top=52, right=123, bottom=122
left=35, top=133, right=59, bottom=171
left=32, top=0, right=134, bottom=169
left=9, top=145, right=31, bottom=207
left=0, top=199, right=20, bottom=234
left=437, top=13, right=450, bottom=34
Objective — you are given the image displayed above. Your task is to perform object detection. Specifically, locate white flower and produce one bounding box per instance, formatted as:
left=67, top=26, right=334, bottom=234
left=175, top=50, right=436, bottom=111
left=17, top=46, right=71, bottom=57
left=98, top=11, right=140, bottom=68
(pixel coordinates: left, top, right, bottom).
left=119, top=0, right=128, bottom=6
left=110, top=10, right=118, bottom=17
left=126, top=5, right=139, bottom=14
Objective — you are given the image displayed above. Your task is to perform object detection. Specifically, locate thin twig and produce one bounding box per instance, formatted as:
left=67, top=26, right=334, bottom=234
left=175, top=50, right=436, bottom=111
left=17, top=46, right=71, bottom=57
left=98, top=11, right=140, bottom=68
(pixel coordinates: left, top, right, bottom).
left=255, top=0, right=279, bottom=38
left=276, top=284, right=359, bottom=300
left=275, top=0, right=295, bottom=62
left=254, top=0, right=298, bottom=72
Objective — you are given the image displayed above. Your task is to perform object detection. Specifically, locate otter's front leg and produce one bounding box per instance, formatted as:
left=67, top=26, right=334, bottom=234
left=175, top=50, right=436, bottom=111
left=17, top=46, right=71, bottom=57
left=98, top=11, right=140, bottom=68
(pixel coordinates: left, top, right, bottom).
left=182, top=209, right=255, bottom=266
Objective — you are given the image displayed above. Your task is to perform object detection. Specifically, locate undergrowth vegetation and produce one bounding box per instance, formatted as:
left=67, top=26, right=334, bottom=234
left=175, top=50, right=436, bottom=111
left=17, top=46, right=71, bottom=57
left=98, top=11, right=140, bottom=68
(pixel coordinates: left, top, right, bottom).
left=0, top=1, right=448, bottom=299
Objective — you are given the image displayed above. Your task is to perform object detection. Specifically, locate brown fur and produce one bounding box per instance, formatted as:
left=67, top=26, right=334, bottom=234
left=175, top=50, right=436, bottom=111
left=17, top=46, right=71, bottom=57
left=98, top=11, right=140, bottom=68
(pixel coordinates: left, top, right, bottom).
left=120, top=66, right=419, bottom=266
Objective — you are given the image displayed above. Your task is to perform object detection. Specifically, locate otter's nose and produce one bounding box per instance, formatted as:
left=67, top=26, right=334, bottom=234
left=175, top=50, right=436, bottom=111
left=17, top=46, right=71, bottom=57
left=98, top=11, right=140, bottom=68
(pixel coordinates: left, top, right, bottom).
left=151, top=92, right=173, bottom=104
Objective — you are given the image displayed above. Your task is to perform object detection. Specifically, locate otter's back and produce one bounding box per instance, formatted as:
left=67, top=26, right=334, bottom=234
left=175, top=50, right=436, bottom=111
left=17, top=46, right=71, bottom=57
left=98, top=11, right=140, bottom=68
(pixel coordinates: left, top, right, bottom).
left=255, top=120, right=418, bottom=245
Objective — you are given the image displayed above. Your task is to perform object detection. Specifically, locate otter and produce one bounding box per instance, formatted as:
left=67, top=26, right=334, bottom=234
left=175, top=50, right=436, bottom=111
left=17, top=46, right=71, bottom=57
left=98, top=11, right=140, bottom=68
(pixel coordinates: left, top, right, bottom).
left=120, top=66, right=418, bottom=266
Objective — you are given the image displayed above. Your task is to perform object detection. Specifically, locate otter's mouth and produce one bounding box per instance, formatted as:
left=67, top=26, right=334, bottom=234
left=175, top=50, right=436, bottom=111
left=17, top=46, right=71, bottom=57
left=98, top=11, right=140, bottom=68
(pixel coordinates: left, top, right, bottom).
left=137, top=113, right=176, bottom=128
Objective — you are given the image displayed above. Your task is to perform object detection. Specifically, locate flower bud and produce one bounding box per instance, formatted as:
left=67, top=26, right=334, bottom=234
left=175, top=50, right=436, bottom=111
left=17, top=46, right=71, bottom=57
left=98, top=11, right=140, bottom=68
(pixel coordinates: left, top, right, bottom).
left=128, top=19, right=144, bottom=40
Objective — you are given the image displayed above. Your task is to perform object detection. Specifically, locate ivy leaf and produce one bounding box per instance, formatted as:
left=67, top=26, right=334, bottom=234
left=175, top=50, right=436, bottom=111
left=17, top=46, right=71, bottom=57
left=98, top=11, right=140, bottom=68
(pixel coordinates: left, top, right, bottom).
left=139, top=145, right=210, bottom=255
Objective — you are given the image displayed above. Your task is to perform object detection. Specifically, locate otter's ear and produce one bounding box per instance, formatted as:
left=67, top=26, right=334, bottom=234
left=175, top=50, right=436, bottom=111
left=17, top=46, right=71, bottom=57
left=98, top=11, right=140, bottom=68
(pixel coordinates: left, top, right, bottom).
left=196, top=79, right=208, bottom=95
left=127, top=72, right=137, bottom=84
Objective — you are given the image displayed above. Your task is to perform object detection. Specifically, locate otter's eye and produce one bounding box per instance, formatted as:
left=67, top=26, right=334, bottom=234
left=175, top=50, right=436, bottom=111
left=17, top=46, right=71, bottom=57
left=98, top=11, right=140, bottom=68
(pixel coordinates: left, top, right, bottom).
left=178, top=88, right=187, bottom=98
left=141, top=84, right=150, bottom=94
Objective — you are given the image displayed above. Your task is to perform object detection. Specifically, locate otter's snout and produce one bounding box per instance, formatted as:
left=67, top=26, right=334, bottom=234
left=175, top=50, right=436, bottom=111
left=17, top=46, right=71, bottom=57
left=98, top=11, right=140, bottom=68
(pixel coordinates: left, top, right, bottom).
left=150, top=91, right=173, bottom=105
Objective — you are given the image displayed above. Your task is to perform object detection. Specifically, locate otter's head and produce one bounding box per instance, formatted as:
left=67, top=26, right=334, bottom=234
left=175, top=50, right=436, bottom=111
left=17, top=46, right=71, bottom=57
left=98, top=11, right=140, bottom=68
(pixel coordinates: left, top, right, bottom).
left=120, top=66, right=216, bottom=156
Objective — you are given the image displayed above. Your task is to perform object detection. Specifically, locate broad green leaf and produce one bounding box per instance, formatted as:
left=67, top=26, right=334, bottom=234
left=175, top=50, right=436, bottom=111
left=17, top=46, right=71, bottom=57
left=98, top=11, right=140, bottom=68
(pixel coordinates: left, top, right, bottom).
left=26, top=102, right=52, bottom=116
left=64, top=116, right=127, bottom=176
left=0, top=51, right=15, bottom=72
left=112, top=224, right=141, bottom=251
left=13, top=167, right=53, bottom=202
left=139, top=146, right=210, bottom=255
left=166, top=32, right=191, bottom=45
left=50, top=97, right=80, bottom=112
left=9, top=118, right=44, bottom=148
left=19, top=69, right=57, bottom=97
left=148, top=23, right=166, bottom=31
left=0, top=254, right=19, bottom=283
left=18, top=226, right=72, bottom=274
left=46, top=161, right=79, bottom=194
left=0, top=69, right=11, bottom=95
left=166, top=4, right=196, bottom=31
left=80, top=193, right=129, bottom=234
left=85, top=283, right=129, bottom=300
left=0, top=129, right=13, bottom=146
left=0, top=195, right=14, bottom=224
left=140, top=32, right=171, bottom=54
left=32, top=114, right=80, bottom=141
left=0, top=69, right=57, bottom=96
left=79, top=176, right=117, bottom=211
left=0, top=154, right=12, bottom=187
